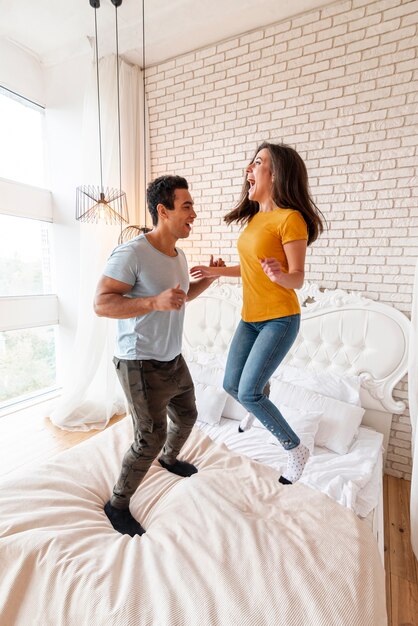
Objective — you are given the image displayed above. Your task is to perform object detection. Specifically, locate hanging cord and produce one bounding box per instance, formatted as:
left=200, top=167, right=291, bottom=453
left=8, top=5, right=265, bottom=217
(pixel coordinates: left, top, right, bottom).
left=142, top=0, right=147, bottom=227
left=93, top=5, right=104, bottom=196
left=114, top=1, right=123, bottom=236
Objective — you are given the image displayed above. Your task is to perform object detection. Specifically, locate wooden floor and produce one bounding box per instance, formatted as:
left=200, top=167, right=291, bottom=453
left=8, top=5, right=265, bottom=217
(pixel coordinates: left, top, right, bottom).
left=384, top=474, right=418, bottom=625
left=1, top=405, right=417, bottom=625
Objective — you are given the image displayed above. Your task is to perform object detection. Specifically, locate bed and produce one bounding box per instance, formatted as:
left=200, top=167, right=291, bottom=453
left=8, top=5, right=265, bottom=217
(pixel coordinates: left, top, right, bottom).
left=0, top=282, right=409, bottom=626
left=183, top=282, right=410, bottom=556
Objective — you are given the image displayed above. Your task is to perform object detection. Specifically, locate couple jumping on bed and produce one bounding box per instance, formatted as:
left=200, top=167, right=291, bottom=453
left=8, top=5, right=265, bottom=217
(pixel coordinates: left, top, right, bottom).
left=95, top=141, right=324, bottom=537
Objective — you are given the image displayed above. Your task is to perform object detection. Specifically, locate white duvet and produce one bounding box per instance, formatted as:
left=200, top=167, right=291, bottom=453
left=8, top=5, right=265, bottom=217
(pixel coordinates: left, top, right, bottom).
left=196, top=418, right=383, bottom=517
left=0, top=418, right=386, bottom=626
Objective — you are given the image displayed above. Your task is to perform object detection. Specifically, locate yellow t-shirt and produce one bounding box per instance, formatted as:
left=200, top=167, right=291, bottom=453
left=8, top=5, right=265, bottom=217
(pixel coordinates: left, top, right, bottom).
left=237, top=209, right=308, bottom=322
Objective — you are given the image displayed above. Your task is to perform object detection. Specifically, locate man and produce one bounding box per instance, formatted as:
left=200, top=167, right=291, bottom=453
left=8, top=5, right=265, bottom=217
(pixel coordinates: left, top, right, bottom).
left=94, top=175, right=223, bottom=537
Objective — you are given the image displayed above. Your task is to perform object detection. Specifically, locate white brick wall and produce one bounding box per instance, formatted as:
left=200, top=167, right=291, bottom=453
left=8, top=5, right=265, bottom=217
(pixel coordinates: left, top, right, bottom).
left=146, top=0, right=418, bottom=479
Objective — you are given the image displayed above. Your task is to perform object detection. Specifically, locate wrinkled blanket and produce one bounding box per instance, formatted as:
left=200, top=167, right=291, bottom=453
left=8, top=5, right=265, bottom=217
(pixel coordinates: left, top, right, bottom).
left=0, top=418, right=386, bottom=626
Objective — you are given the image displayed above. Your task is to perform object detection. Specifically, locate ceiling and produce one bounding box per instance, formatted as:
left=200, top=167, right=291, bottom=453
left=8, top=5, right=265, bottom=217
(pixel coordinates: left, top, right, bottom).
left=0, top=0, right=337, bottom=68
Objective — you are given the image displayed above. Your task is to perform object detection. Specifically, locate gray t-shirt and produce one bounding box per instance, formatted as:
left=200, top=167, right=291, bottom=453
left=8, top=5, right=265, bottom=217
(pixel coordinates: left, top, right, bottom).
left=103, top=234, right=189, bottom=361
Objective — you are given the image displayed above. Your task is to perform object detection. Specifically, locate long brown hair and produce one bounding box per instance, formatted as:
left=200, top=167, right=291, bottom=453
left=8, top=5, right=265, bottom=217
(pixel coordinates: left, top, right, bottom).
left=224, top=142, right=325, bottom=245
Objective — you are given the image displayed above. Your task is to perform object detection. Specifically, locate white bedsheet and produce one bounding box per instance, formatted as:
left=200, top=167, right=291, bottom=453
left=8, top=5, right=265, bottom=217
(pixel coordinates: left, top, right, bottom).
left=196, top=418, right=383, bottom=518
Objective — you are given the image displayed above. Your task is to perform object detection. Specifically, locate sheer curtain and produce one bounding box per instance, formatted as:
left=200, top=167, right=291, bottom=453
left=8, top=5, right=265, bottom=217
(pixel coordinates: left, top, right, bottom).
left=408, top=259, right=418, bottom=559
left=50, top=55, right=149, bottom=431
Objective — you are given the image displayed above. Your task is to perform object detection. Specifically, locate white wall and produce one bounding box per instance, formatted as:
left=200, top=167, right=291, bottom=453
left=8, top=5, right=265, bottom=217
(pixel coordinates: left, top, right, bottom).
left=146, top=0, right=418, bottom=479
left=0, top=39, right=45, bottom=105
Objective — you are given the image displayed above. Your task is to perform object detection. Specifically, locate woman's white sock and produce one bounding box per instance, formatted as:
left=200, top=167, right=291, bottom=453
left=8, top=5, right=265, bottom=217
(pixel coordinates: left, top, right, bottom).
left=280, top=443, right=310, bottom=484
left=238, top=413, right=255, bottom=432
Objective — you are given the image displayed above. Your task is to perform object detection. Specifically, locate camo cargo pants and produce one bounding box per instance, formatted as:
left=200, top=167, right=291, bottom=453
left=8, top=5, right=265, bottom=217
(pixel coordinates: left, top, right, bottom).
left=110, top=353, right=198, bottom=510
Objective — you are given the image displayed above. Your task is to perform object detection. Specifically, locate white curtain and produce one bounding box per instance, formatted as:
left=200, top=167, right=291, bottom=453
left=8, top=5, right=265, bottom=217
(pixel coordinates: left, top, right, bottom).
left=408, top=259, right=418, bottom=559
left=50, top=55, right=149, bottom=431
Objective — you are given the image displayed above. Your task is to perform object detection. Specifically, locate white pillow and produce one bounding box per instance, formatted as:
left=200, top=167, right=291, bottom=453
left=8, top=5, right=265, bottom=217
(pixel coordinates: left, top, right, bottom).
left=187, top=361, right=225, bottom=388
left=186, top=360, right=228, bottom=425
left=272, top=363, right=361, bottom=406
left=277, top=405, right=322, bottom=453
left=194, top=382, right=228, bottom=425
left=222, top=396, right=248, bottom=421
left=314, top=400, right=365, bottom=454
left=269, top=379, right=365, bottom=455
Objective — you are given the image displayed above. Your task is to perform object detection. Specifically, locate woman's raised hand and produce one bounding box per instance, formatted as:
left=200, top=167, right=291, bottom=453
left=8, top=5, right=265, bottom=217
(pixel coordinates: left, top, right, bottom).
left=259, top=257, right=283, bottom=284
left=190, top=255, right=225, bottom=279
left=210, top=255, right=226, bottom=268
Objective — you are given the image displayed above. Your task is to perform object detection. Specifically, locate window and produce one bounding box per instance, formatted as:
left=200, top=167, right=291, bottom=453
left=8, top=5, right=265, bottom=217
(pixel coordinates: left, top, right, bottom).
left=0, top=87, right=58, bottom=411
left=0, top=326, right=57, bottom=409
left=0, top=215, right=53, bottom=296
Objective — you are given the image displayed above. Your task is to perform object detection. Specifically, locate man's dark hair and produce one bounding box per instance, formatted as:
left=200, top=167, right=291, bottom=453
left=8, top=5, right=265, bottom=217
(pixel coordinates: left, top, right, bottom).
left=146, top=175, right=189, bottom=226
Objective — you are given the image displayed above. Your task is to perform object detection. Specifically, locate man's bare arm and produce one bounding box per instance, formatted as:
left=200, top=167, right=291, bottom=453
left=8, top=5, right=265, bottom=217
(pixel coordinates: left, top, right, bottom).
left=94, top=276, right=187, bottom=318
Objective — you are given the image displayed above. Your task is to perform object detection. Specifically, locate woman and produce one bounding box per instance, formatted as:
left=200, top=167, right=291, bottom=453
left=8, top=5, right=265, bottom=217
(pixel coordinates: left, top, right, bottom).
left=190, top=142, right=324, bottom=484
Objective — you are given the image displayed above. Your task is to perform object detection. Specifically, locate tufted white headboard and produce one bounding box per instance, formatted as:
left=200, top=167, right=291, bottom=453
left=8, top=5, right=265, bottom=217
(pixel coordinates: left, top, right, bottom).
left=184, top=282, right=410, bottom=452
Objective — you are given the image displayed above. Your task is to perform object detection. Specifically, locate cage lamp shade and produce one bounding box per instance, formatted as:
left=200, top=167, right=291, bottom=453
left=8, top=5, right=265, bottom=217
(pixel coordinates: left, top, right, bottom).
left=118, top=224, right=152, bottom=244
left=77, top=0, right=129, bottom=227
left=76, top=185, right=129, bottom=225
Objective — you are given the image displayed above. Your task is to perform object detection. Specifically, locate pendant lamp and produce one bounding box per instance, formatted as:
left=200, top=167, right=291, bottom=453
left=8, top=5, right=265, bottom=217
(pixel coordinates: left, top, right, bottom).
left=76, top=0, right=129, bottom=226
left=118, top=0, right=151, bottom=244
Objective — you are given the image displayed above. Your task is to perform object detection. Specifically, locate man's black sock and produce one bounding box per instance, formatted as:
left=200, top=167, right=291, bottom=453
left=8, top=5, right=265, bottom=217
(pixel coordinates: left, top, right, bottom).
left=158, top=458, right=198, bottom=477
left=104, top=501, right=146, bottom=536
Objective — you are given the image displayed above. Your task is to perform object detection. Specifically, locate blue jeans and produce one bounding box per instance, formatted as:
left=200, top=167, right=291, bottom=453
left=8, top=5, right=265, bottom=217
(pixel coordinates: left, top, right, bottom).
left=223, top=315, right=301, bottom=451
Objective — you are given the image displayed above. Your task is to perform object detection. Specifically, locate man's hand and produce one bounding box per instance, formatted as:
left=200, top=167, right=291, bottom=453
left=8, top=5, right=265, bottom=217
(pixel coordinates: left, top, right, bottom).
left=153, top=284, right=187, bottom=311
